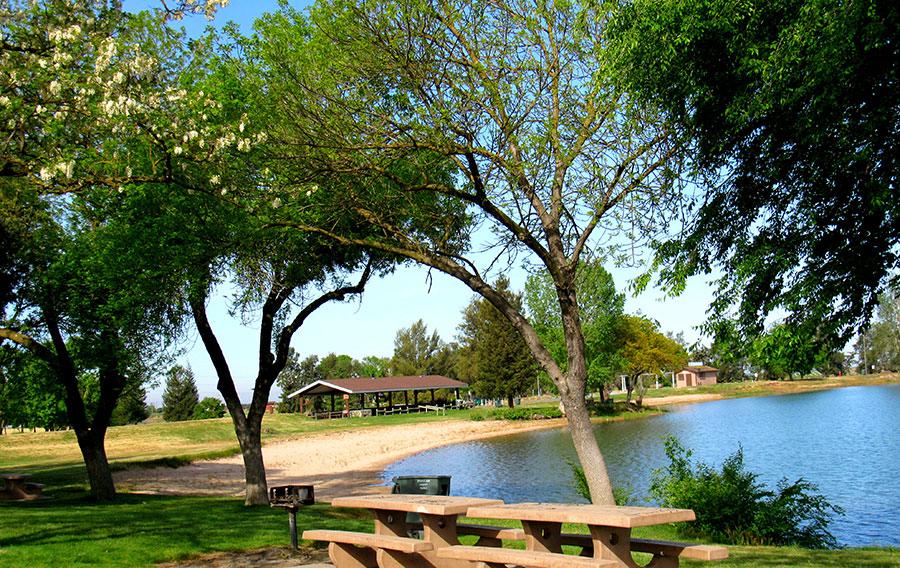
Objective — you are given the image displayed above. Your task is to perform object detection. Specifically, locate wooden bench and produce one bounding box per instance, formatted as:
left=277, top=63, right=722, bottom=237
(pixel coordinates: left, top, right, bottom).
left=452, top=523, right=525, bottom=546
left=437, top=545, right=618, bottom=568
left=560, top=533, right=728, bottom=561
left=304, top=529, right=433, bottom=568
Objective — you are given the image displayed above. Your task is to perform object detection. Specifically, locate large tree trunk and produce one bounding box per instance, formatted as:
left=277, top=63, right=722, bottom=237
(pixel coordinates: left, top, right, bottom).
left=75, top=429, right=116, bottom=500
left=234, top=414, right=269, bottom=505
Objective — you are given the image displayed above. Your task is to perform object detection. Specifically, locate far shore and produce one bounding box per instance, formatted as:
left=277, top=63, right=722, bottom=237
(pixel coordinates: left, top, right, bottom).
left=115, top=373, right=898, bottom=500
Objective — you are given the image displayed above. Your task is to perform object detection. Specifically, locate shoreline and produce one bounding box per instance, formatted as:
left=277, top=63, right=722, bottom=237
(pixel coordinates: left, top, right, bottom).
left=115, top=417, right=571, bottom=501
left=115, top=377, right=897, bottom=500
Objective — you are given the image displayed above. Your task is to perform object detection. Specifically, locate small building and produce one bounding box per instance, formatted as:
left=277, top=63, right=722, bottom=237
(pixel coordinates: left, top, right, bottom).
left=675, top=365, right=718, bottom=388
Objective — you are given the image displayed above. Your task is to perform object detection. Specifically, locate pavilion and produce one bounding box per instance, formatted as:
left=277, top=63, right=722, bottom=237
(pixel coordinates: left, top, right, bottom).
left=287, top=375, right=469, bottom=417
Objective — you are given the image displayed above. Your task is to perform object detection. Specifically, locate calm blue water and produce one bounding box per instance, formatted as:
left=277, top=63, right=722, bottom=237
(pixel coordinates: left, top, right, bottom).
left=383, top=385, right=900, bottom=548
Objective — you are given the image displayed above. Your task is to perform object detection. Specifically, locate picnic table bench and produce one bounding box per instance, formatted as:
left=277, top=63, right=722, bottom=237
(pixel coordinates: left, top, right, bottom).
left=304, top=495, right=727, bottom=568
left=0, top=473, right=44, bottom=501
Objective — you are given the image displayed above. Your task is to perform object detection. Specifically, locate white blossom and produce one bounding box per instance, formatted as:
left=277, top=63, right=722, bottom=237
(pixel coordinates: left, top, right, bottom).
left=209, top=175, right=220, bottom=185
left=173, top=146, right=183, bottom=155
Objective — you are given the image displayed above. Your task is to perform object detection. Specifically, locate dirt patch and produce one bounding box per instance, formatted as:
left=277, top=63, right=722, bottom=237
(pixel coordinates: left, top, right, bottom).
left=156, top=547, right=330, bottom=567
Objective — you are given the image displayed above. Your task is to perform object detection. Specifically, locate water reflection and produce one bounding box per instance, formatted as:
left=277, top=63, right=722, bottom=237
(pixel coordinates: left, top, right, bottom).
left=383, top=384, right=900, bottom=547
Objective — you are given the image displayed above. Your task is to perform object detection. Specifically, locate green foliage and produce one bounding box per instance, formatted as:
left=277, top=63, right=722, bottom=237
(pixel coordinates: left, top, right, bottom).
left=855, top=286, right=900, bottom=372
left=569, top=460, right=632, bottom=505
left=650, top=437, right=843, bottom=549
left=391, top=320, right=456, bottom=377
left=749, top=324, right=836, bottom=380
left=620, top=316, right=687, bottom=404
left=458, top=277, right=538, bottom=405
left=276, top=351, right=324, bottom=413
left=525, top=261, right=625, bottom=396
left=0, top=346, right=68, bottom=431
left=193, top=397, right=226, bottom=420
left=612, top=0, right=899, bottom=346
left=162, top=366, right=199, bottom=422
left=475, top=406, right=563, bottom=421
left=110, top=382, right=150, bottom=426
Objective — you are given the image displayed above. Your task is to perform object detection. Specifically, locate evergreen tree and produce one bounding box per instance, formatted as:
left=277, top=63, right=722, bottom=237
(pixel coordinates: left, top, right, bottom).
left=458, top=277, right=537, bottom=407
left=162, top=366, right=199, bottom=422
left=110, top=382, right=150, bottom=426
left=391, top=320, right=454, bottom=377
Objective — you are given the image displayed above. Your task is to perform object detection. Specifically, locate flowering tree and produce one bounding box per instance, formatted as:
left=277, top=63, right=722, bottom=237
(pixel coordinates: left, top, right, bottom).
left=0, top=0, right=241, bottom=500
left=247, top=0, right=680, bottom=503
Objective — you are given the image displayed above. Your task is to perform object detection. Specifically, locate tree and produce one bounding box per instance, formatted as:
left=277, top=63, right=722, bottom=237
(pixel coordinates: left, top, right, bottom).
left=525, top=260, right=626, bottom=401
left=249, top=0, right=678, bottom=504
left=612, top=0, right=899, bottom=348
left=620, top=316, right=687, bottom=407
left=854, top=287, right=900, bottom=372
left=392, top=320, right=454, bottom=377
left=0, top=0, right=243, bottom=501
left=193, top=396, right=226, bottom=420
left=276, top=351, right=323, bottom=412
left=162, top=365, right=199, bottom=421
left=458, top=277, right=537, bottom=407
left=111, top=382, right=150, bottom=426
left=748, top=324, right=834, bottom=380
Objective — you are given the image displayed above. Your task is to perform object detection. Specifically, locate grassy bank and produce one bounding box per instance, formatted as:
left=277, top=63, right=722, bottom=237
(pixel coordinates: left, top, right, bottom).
left=0, top=408, right=473, bottom=470
left=1, top=496, right=896, bottom=567
left=614, top=372, right=900, bottom=404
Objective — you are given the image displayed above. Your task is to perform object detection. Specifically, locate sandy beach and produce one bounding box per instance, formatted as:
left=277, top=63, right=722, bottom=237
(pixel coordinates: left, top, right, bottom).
left=114, top=417, right=570, bottom=500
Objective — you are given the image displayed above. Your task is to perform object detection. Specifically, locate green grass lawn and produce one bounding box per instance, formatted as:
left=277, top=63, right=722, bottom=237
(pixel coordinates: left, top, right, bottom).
left=3, top=380, right=899, bottom=566
left=1, top=497, right=897, bottom=567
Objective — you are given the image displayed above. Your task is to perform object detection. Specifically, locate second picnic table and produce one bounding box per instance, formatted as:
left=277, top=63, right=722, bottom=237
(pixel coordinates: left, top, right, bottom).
left=439, top=502, right=728, bottom=568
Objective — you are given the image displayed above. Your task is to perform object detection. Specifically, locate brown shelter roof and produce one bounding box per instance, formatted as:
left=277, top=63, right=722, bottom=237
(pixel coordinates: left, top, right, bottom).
left=287, top=375, right=468, bottom=398
left=681, top=366, right=718, bottom=373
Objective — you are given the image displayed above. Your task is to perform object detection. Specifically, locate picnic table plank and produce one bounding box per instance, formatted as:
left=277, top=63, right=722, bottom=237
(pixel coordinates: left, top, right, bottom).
left=331, top=494, right=503, bottom=516
left=465, top=503, right=696, bottom=527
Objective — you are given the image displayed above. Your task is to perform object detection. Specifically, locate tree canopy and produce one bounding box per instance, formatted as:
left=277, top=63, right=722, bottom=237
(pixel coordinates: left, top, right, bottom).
left=245, top=0, right=680, bottom=505
left=612, top=0, right=899, bottom=348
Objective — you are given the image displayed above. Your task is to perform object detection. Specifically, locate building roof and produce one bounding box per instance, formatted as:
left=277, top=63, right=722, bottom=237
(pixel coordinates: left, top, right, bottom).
left=287, top=375, right=468, bottom=398
left=681, top=366, right=718, bottom=373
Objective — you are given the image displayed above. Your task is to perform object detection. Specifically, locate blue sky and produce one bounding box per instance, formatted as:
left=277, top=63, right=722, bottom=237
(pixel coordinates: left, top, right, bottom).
left=139, top=0, right=719, bottom=403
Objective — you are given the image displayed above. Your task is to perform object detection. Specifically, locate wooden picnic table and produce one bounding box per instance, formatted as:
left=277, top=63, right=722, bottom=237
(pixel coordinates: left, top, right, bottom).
left=0, top=473, right=44, bottom=501
left=439, top=502, right=727, bottom=568
left=304, top=494, right=523, bottom=568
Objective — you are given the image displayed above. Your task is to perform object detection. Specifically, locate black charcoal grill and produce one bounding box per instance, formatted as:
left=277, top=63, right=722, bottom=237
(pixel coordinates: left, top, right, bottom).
left=269, top=485, right=315, bottom=549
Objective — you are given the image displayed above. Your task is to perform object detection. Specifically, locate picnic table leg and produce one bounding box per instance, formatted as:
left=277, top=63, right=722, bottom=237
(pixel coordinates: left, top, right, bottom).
left=373, top=510, right=410, bottom=537
left=329, top=542, right=377, bottom=568
left=521, top=521, right=563, bottom=553
left=587, top=526, right=680, bottom=568
left=420, top=513, right=459, bottom=547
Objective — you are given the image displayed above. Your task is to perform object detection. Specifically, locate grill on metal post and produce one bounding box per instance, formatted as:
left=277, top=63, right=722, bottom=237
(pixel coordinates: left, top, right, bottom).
left=269, top=485, right=315, bottom=549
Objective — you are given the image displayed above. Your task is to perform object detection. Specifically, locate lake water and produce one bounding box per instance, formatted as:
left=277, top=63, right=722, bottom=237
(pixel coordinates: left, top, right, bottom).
left=383, top=384, right=900, bottom=548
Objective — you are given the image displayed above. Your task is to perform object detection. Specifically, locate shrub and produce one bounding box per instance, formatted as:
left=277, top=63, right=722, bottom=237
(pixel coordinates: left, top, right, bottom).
left=192, top=397, right=226, bottom=420
left=469, top=406, right=562, bottom=421
left=650, top=437, right=843, bottom=548
left=569, top=461, right=632, bottom=505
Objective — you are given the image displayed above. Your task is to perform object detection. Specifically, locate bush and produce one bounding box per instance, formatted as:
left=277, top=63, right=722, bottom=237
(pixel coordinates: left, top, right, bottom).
left=470, top=406, right=563, bottom=420
left=650, top=437, right=843, bottom=548
left=192, top=397, right=226, bottom=420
